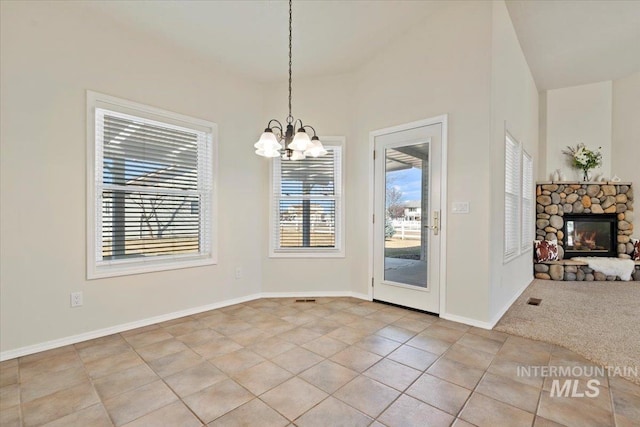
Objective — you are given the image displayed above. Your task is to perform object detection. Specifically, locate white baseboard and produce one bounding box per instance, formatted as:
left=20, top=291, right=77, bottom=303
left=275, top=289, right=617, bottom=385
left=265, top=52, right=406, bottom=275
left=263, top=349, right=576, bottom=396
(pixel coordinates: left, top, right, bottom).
left=0, top=291, right=372, bottom=362
left=350, top=292, right=371, bottom=301
left=260, top=291, right=371, bottom=301
left=439, top=312, right=494, bottom=330
left=0, top=293, right=261, bottom=362
left=440, top=279, right=531, bottom=330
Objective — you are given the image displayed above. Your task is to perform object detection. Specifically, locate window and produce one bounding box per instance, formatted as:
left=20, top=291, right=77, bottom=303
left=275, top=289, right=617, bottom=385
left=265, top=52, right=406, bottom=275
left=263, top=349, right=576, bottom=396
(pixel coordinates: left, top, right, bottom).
left=504, top=132, right=535, bottom=262
left=270, top=138, right=344, bottom=257
left=504, top=133, right=521, bottom=261
left=521, top=150, right=534, bottom=252
left=87, top=92, right=217, bottom=278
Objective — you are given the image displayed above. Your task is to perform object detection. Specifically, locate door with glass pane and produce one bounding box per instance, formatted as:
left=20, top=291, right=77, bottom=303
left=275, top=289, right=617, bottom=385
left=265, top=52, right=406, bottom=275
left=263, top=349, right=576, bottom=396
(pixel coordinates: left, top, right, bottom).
left=372, top=119, right=443, bottom=313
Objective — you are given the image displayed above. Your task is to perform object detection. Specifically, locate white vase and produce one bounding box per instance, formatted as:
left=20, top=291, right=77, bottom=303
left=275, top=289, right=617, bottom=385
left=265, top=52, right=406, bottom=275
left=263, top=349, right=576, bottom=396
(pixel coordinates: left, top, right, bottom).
left=552, top=170, right=559, bottom=182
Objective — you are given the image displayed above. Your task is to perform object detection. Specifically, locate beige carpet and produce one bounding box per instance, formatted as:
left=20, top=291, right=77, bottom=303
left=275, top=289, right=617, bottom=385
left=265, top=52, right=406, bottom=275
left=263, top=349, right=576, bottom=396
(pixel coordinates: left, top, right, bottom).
left=495, top=279, right=640, bottom=385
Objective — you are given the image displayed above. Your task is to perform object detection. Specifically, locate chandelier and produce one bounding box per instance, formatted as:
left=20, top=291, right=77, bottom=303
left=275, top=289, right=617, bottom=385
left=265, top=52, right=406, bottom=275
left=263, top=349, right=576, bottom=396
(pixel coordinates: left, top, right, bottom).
left=254, top=0, right=326, bottom=160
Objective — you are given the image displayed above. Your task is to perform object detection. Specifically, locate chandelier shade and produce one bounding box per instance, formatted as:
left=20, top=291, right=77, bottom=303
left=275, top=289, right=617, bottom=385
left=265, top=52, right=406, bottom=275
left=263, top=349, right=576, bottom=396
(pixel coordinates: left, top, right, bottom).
left=254, top=0, right=326, bottom=161
left=304, top=137, right=328, bottom=157
left=288, top=129, right=313, bottom=152
left=255, top=147, right=282, bottom=158
left=254, top=129, right=282, bottom=151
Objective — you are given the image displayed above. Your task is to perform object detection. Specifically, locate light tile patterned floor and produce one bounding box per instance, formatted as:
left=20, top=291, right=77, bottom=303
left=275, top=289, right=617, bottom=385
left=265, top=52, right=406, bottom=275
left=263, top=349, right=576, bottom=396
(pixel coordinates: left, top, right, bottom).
left=1, top=297, right=639, bottom=426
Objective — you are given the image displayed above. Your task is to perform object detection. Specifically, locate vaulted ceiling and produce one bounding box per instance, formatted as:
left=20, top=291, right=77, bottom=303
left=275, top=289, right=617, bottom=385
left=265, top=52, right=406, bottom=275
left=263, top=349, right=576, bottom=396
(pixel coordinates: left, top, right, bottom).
left=84, top=0, right=640, bottom=90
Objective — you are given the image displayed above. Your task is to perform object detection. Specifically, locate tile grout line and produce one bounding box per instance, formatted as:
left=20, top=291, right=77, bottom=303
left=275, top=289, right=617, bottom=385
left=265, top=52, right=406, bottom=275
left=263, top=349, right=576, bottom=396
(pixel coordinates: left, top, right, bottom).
left=453, top=335, right=552, bottom=426
left=365, top=322, right=476, bottom=425
left=530, top=342, right=554, bottom=427
left=305, top=310, right=418, bottom=426
left=184, top=301, right=345, bottom=425
left=119, top=329, right=206, bottom=427
left=608, top=378, right=617, bottom=427
left=75, top=342, right=117, bottom=427
left=288, top=311, right=413, bottom=426
left=281, top=307, right=422, bottom=426
left=17, top=356, right=25, bottom=427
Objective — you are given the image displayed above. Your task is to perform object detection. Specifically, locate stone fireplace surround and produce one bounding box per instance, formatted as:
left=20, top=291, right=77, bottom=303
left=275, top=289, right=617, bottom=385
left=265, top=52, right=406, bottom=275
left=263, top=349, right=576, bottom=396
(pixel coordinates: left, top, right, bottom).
left=534, top=181, right=640, bottom=281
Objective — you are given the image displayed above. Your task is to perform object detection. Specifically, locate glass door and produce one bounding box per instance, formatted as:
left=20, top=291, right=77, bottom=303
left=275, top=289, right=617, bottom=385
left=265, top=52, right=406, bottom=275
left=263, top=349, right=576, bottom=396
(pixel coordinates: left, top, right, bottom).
left=373, top=120, right=443, bottom=313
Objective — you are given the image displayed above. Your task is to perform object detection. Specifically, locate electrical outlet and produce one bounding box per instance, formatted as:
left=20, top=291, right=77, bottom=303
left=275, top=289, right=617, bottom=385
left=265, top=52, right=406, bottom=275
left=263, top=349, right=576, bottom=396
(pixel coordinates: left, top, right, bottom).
left=70, top=292, right=83, bottom=307
left=235, top=267, right=242, bottom=279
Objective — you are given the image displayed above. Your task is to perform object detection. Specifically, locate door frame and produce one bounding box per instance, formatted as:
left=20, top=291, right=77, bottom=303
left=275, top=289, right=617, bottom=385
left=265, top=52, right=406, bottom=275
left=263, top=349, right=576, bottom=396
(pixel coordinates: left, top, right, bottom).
left=367, top=115, right=448, bottom=313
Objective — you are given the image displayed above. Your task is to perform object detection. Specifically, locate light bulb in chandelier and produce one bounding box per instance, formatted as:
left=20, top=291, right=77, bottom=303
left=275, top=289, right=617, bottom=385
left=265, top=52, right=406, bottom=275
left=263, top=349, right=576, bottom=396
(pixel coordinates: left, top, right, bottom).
left=288, top=128, right=313, bottom=152
left=255, top=147, right=281, bottom=158
left=289, top=150, right=306, bottom=161
left=254, top=128, right=282, bottom=152
left=304, top=136, right=327, bottom=157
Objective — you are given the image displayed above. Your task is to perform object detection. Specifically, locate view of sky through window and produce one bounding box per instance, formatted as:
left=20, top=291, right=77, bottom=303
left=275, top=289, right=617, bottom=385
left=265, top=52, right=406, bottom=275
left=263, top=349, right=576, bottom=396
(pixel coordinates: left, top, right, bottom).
left=387, top=167, right=421, bottom=203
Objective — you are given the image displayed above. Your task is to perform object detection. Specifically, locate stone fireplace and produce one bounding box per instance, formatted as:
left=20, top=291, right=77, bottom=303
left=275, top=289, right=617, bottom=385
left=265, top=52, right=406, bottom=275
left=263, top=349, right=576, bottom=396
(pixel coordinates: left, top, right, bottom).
left=534, top=181, right=639, bottom=281
left=535, top=182, right=634, bottom=259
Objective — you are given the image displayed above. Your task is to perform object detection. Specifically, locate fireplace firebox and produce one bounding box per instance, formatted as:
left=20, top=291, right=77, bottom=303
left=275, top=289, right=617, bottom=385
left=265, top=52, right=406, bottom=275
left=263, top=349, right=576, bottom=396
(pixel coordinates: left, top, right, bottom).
left=563, top=214, right=617, bottom=258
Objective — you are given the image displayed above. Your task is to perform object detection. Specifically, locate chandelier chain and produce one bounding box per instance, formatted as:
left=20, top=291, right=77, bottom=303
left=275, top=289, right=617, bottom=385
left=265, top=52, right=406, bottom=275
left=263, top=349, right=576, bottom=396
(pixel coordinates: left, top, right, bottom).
left=287, top=0, right=293, bottom=124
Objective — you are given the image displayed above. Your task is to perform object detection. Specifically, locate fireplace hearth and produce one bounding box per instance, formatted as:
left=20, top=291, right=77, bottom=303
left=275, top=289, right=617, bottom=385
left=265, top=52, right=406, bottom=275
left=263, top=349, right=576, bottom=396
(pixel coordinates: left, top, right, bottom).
left=563, top=214, right=617, bottom=258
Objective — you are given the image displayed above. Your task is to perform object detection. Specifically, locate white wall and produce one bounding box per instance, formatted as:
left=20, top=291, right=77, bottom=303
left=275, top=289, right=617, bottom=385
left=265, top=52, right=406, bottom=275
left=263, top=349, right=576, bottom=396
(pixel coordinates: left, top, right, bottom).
left=1, top=0, right=541, bottom=356
left=355, top=1, right=495, bottom=323
left=543, top=81, right=613, bottom=181
left=0, top=2, right=265, bottom=354
left=254, top=2, right=520, bottom=322
left=261, top=1, right=496, bottom=323
left=260, top=73, right=357, bottom=295
left=611, top=72, right=640, bottom=193
left=488, top=1, right=539, bottom=323
left=538, top=91, right=548, bottom=180
left=260, top=1, right=500, bottom=318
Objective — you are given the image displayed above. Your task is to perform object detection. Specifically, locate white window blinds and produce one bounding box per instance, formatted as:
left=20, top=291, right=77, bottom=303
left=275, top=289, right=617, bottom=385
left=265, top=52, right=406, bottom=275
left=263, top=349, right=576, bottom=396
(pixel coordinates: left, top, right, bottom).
left=88, top=91, right=216, bottom=278
left=521, top=151, right=534, bottom=251
left=272, top=144, right=343, bottom=255
left=504, top=134, right=521, bottom=260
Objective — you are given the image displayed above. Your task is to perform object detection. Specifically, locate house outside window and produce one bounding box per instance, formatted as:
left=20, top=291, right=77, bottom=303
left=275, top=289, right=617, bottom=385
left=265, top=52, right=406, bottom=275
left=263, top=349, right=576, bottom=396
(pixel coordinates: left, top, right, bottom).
left=403, top=201, right=422, bottom=221
left=270, top=137, right=344, bottom=257
left=87, top=92, right=217, bottom=278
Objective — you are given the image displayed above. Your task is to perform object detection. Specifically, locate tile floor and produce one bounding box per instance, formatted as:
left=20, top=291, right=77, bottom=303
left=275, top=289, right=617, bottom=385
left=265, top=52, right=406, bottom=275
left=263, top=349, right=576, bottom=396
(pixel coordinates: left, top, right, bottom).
left=1, top=297, right=639, bottom=427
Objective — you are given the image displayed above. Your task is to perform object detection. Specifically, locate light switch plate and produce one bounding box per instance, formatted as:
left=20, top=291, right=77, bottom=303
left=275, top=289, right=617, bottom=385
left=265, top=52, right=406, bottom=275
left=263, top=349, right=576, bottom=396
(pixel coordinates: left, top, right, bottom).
left=452, top=202, right=470, bottom=214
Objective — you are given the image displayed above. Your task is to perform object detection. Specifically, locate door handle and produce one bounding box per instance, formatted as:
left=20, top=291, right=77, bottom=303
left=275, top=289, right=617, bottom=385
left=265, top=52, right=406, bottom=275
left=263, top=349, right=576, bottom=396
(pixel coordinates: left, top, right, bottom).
left=424, top=211, right=439, bottom=235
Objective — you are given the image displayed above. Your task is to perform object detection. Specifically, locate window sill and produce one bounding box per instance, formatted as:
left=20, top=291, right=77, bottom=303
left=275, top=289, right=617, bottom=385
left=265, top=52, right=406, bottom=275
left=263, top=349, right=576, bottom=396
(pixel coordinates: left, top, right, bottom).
left=88, top=254, right=216, bottom=279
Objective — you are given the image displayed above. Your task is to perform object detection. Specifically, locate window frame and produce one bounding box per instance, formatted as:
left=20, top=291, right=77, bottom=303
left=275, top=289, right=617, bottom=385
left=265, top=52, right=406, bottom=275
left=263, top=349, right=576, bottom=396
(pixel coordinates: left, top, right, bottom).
left=269, top=136, right=345, bottom=258
left=504, top=132, right=536, bottom=263
left=521, top=150, right=534, bottom=253
left=86, top=91, right=218, bottom=279
left=504, top=132, right=522, bottom=263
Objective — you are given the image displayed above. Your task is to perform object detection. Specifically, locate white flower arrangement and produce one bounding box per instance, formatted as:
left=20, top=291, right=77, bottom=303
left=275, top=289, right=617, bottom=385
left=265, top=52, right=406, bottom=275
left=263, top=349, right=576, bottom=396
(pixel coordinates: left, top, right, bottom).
left=562, top=143, right=602, bottom=181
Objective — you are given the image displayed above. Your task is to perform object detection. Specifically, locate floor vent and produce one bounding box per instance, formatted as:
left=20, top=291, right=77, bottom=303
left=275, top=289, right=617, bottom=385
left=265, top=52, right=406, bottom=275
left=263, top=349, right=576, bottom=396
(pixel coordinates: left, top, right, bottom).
left=295, top=299, right=316, bottom=303
left=527, top=298, right=542, bottom=306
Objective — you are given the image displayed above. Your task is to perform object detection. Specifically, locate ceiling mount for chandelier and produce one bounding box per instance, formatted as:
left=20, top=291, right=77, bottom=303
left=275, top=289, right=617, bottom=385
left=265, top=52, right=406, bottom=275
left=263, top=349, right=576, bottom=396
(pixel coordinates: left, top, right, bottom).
left=254, top=0, right=326, bottom=160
